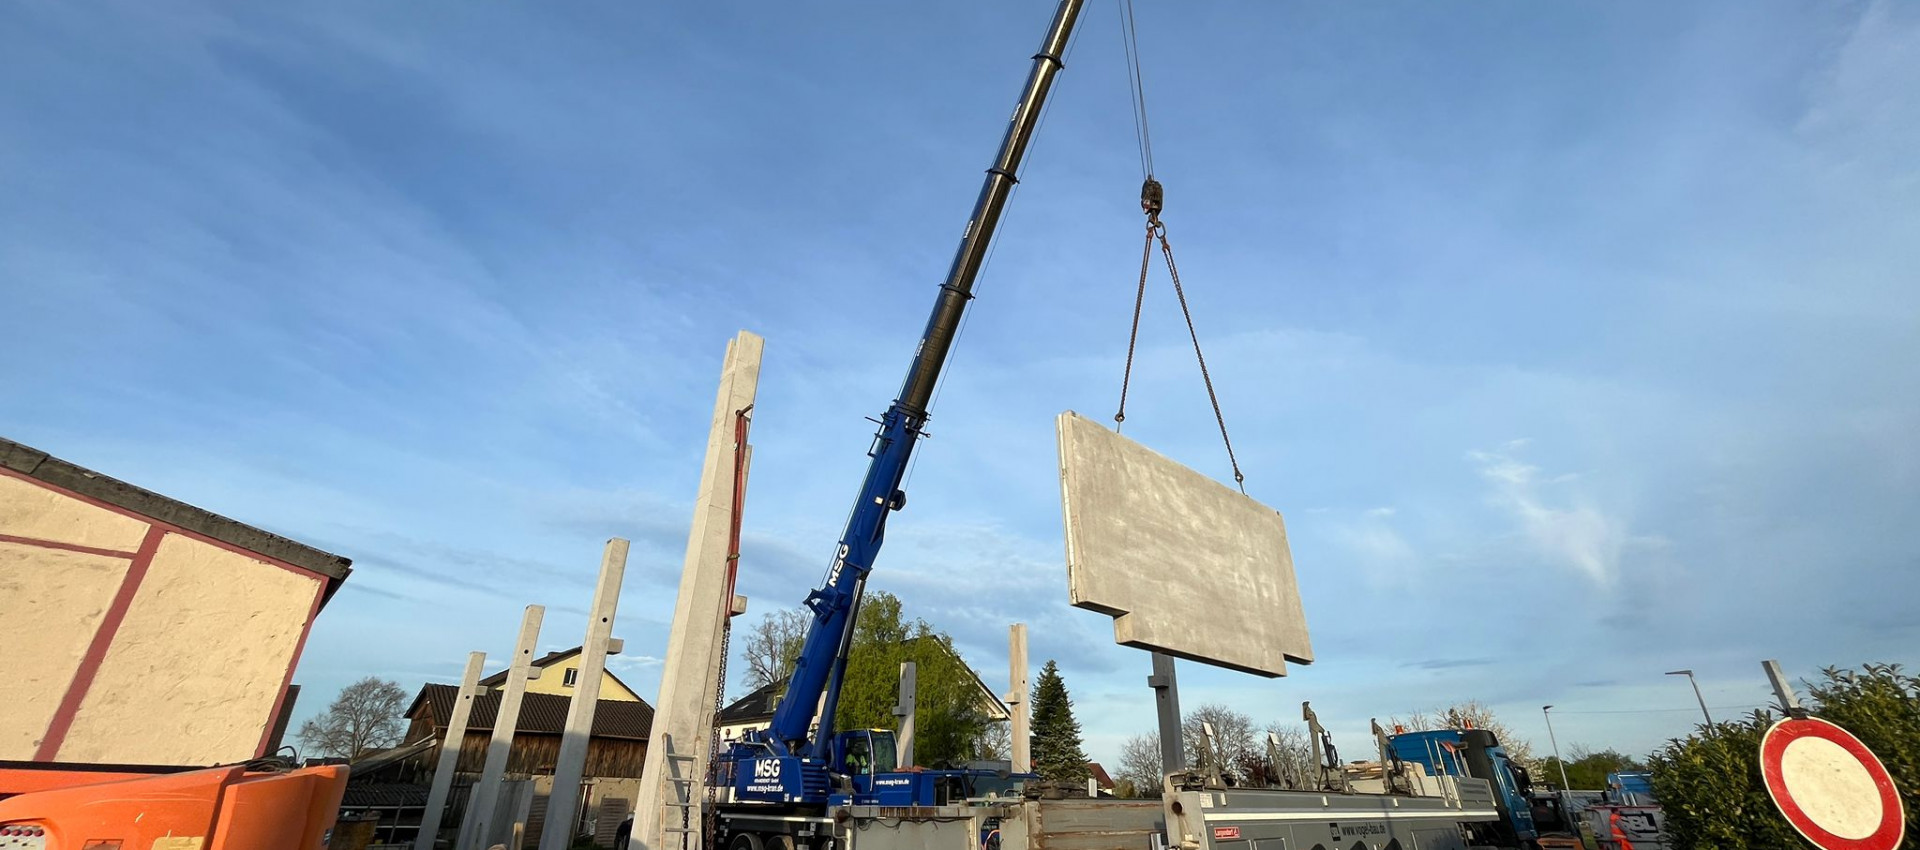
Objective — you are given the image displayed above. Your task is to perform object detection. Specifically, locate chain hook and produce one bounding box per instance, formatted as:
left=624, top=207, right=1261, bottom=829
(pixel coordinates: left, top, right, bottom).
left=1141, top=176, right=1164, bottom=224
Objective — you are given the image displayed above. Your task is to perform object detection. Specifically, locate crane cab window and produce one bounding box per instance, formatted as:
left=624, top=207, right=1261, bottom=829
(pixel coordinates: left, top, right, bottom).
left=870, top=731, right=898, bottom=773
left=841, top=731, right=899, bottom=776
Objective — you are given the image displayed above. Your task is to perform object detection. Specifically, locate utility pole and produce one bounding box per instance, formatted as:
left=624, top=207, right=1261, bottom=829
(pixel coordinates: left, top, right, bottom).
left=1541, top=705, right=1571, bottom=791
left=1665, top=669, right=1714, bottom=727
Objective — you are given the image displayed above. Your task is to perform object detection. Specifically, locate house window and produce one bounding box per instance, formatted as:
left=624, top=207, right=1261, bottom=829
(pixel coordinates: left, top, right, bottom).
left=563, top=668, right=579, bottom=687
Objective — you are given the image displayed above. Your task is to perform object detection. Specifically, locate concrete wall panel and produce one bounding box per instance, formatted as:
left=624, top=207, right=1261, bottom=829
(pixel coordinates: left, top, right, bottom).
left=0, top=542, right=131, bottom=759
left=1057, top=411, right=1311, bottom=678
left=60, top=532, right=321, bottom=764
left=0, top=474, right=150, bottom=552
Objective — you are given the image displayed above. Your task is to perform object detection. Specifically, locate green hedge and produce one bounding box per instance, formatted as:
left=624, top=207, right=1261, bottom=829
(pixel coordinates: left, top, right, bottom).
left=1647, top=663, right=1918, bottom=850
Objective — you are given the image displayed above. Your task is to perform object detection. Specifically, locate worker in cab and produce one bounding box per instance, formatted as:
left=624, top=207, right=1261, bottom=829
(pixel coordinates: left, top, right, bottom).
left=845, top=737, right=871, bottom=776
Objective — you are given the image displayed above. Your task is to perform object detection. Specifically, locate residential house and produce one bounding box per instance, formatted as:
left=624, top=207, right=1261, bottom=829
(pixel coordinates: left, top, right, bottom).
left=477, top=647, right=644, bottom=703
left=1086, top=762, right=1117, bottom=797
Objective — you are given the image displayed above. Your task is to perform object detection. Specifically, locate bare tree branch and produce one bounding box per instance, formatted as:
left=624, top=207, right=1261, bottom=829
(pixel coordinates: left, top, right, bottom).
left=297, top=676, right=409, bottom=762
left=741, top=607, right=809, bottom=690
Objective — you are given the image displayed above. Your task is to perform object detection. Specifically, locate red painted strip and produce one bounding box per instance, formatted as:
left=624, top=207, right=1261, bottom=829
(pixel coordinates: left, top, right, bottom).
left=253, top=584, right=326, bottom=758
left=35, top=526, right=167, bottom=761
left=0, top=533, right=137, bottom=559
left=0, top=467, right=329, bottom=584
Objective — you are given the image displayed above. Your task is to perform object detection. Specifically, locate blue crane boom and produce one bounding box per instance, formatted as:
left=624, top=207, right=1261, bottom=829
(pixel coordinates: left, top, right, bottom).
left=726, top=0, right=1084, bottom=801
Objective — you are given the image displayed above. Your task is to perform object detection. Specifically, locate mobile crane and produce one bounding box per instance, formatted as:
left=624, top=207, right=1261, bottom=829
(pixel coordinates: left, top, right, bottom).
left=708, top=0, right=1085, bottom=845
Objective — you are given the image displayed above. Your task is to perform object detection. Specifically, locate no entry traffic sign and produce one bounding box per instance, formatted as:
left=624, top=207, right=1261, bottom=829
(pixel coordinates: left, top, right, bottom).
left=1761, top=716, right=1906, bottom=850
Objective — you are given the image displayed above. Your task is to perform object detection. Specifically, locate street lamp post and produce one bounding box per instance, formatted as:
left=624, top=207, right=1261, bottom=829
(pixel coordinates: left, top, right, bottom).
left=1666, top=669, right=1714, bottom=727
left=1542, top=705, right=1572, bottom=791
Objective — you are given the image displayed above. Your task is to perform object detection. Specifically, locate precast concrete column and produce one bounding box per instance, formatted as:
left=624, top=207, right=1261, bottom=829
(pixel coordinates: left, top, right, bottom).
left=416, top=652, right=486, bottom=850
left=540, top=539, right=630, bottom=850
left=634, top=331, right=763, bottom=850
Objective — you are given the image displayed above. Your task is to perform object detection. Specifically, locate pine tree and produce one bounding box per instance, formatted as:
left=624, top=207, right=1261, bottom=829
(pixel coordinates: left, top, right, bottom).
left=1029, top=659, right=1090, bottom=784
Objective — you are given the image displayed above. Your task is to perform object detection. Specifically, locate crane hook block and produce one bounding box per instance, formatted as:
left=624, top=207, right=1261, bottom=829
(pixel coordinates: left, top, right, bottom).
left=1141, top=177, right=1164, bottom=220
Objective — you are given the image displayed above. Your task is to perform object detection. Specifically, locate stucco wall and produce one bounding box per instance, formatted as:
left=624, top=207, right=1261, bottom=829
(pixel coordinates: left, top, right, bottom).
left=0, top=542, right=129, bottom=759
left=0, top=474, right=150, bottom=552
left=0, top=468, right=327, bottom=765
left=60, top=533, right=322, bottom=764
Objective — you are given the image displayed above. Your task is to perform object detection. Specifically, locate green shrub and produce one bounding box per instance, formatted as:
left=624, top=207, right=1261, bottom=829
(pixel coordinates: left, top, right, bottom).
left=1648, top=710, right=1811, bottom=849
left=1647, top=663, right=1920, bottom=850
left=1806, top=664, right=1920, bottom=850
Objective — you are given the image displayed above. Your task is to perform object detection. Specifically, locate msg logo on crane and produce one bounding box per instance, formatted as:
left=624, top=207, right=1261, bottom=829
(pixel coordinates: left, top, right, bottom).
left=745, top=758, right=787, bottom=794
left=826, top=544, right=850, bottom=587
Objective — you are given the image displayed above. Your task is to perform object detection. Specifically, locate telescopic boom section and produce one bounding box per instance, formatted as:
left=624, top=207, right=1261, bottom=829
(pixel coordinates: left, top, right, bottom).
left=761, top=0, right=1084, bottom=759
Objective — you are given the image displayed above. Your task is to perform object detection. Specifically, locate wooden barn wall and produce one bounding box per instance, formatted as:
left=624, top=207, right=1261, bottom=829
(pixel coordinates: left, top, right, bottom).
left=451, top=731, right=648, bottom=779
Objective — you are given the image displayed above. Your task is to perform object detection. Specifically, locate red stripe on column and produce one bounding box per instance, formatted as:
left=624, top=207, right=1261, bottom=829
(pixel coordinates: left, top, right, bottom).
left=0, top=533, right=138, bottom=559
left=253, top=583, right=326, bottom=758
left=35, top=526, right=167, bottom=761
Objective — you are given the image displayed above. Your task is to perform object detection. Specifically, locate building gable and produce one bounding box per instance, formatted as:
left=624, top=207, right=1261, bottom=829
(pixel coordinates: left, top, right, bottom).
left=475, top=647, right=641, bottom=702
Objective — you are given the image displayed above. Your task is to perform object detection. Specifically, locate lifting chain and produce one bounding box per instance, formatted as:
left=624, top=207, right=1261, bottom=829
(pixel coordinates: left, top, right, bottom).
left=1113, top=177, right=1247, bottom=493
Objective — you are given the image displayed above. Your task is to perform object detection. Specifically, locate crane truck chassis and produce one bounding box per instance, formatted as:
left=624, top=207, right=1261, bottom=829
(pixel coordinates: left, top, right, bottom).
left=819, top=766, right=1513, bottom=850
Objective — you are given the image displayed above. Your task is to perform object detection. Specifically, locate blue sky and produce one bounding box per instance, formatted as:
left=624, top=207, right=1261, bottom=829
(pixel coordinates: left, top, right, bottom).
left=4, top=0, right=1916, bottom=765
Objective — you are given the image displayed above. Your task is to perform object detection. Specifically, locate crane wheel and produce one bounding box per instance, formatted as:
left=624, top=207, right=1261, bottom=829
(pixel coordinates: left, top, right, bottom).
left=730, top=833, right=765, bottom=850
left=766, top=836, right=797, bottom=850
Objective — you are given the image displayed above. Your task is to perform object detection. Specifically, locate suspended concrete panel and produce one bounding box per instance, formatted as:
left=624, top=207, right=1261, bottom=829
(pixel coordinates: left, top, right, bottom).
left=1056, top=411, right=1311, bottom=678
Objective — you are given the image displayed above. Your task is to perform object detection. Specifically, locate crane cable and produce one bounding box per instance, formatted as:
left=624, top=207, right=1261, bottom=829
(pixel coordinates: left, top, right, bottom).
left=1111, top=0, right=1247, bottom=493
left=1118, top=0, right=1154, bottom=179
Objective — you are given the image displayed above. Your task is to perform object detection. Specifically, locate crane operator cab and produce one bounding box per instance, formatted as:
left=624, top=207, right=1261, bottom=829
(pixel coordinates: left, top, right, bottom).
left=832, top=729, right=898, bottom=780
left=833, top=729, right=971, bottom=807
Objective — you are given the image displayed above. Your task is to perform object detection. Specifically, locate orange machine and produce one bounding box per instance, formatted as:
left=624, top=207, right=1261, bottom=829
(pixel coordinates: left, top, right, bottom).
left=0, top=761, right=347, bottom=849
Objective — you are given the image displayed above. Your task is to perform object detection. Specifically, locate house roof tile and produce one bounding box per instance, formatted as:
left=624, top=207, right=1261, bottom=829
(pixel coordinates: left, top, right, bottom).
left=409, top=683, right=654, bottom=741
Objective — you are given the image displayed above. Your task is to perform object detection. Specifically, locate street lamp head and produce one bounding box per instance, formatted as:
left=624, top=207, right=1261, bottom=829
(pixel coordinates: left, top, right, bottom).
left=1542, top=705, right=1554, bottom=712
left=1666, top=669, right=1692, bottom=677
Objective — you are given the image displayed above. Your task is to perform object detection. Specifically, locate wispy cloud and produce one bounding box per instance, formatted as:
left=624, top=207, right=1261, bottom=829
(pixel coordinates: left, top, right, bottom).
left=1468, top=442, right=1627, bottom=586
left=1327, top=509, right=1421, bottom=588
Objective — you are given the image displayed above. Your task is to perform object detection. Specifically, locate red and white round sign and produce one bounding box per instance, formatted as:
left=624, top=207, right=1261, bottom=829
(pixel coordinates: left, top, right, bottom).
left=1761, top=717, right=1906, bottom=850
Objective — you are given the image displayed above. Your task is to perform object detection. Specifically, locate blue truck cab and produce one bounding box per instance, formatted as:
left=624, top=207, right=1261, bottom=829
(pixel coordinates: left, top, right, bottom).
left=1389, top=728, right=1538, bottom=846
left=1605, top=771, right=1656, bottom=805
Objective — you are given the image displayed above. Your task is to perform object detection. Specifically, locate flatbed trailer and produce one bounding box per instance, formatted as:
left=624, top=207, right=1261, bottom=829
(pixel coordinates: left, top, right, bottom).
left=1162, top=782, right=1505, bottom=850
left=811, top=771, right=1513, bottom=850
